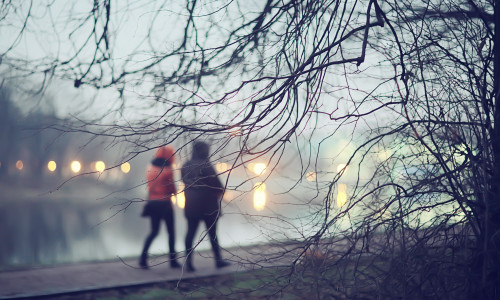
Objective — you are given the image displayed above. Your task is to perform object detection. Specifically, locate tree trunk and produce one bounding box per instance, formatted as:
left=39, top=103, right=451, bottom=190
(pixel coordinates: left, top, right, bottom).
left=480, top=0, right=500, bottom=298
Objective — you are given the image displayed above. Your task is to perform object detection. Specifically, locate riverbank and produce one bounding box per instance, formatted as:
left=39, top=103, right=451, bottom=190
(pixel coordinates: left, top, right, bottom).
left=0, top=243, right=302, bottom=299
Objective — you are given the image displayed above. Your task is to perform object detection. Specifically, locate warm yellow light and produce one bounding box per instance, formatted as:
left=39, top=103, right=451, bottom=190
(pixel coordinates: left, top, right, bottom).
left=216, top=162, right=228, bottom=173
left=252, top=163, right=266, bottom=175
left=306, top=171, right=316, bottom=181
left=71, top=161, right=81, bottom=173
left=121, top=162, right=131, bottom=173
left=253, top=183, right=266, bottom=211
left=378, top=149, right=392, bottom=161
left=172, top=183, right=186, bottom=208
left=337, top=184, right=347, bottom=208
left=336, top=164, right=348, bottom=173
left=47, top=161, right=57, bottom=172
left=174, top=192, right=185, bottom=209
left=223, top=190, right=233, bottom=202
left=95, top=161, right=105, bottom=173
left=16, top=160, right=24, bottom=170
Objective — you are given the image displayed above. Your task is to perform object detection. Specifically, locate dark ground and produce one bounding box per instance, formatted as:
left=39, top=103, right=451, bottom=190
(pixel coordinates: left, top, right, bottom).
left=32, top=268, right=305, bottom=300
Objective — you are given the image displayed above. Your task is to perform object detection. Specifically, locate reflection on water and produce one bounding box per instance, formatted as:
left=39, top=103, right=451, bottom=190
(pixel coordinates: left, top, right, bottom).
left=253, top=183, right=266, bottom=211
left=0, top=199, right=109, bottom=268
left=336, top=183, right=347, bottom=208
left=0, top=191, right=278, bottom=270
left=0, top=173, right=319, bottom=270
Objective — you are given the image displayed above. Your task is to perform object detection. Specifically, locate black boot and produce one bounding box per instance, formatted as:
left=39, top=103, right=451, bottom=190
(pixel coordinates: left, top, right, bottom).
left=216, top=259, right=230, bottom=269
left=139, top=253, right=149, bottom=269
left=170, top=253, right=181, bottom=269
left=185, top=251, right=196, bottom=272
left=186, top=261, right=196, bottom=272
left=213, top=244, right=230, bottom=269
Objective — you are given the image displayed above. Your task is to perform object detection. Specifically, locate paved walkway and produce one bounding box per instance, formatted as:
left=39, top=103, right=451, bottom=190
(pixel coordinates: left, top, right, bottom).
left=0, top=244, right=296, bottom=299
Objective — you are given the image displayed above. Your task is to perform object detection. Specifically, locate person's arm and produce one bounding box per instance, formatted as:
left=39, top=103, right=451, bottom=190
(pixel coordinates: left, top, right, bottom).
left=202, top=164, right=224, bottom=194
left=181, top=162, right=197, bottom=187
left=163, top=167, right=177, bottom=195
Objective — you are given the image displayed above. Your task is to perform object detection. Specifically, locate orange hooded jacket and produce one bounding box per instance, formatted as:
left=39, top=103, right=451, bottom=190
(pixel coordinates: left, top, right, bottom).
left=146, top=146, right=177, bottom=200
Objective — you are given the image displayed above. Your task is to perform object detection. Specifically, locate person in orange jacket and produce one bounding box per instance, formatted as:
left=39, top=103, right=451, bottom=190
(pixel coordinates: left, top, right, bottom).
left=139, top=145, right=181, bottom=269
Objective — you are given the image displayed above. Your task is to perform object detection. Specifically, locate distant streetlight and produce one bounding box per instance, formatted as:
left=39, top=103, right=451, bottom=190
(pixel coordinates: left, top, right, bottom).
left=253, top=182, right=266, bottom=211
left=252, top=163, right=266, bottom=175
left=216, top=162, right=228, bottom=173
left=306, top=171, right=316, bottom=181
left=172, top=183, right=186, bottom=209
left=16, top=160, right=23, bottom=170
left=172, top=192, right=186, bottom=209
left=176, top=192, right=186, bottom=209
left=47, top=161, right=57, bottom=172
left=222, top=190, right=233, bottom=202
left=121, top=162, right=131, bottom=173
left=336, top=164, right=348, bottom=173
left=71, top=161, right=81, bottom=173
left=95, top=161, right=105, bottom=173
left=377, top=149, right=392, bottom=161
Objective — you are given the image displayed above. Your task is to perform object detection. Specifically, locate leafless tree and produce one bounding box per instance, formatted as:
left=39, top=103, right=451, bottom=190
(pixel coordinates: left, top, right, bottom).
left=1, top=0, right=499, bottom=298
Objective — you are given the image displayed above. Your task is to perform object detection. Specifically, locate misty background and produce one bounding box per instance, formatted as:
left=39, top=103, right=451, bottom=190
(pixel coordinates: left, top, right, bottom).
left=0, top=85, right=346, bottom=270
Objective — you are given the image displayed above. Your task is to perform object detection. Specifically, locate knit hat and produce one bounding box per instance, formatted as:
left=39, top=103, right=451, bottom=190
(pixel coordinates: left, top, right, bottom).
left=155, top=145, right=175, bottom=163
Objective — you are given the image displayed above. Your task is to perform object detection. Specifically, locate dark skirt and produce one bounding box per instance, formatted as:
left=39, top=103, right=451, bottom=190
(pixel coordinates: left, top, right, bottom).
left=141, top=200, right=173, bottom=218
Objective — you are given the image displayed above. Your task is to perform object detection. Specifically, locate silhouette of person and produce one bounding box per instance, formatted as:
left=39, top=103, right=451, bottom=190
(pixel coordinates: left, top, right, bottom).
left=181, top=141, right=230, bottom=272
left=139, top=145, right=181, bottom=269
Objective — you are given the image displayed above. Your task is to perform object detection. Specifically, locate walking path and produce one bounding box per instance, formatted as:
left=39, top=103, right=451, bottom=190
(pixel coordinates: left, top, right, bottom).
left=0, top=244, right=298, bottom=299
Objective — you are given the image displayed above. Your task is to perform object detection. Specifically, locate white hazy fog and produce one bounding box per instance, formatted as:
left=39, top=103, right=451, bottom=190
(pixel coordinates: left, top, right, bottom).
left=0, top=1, right=404, bottom=269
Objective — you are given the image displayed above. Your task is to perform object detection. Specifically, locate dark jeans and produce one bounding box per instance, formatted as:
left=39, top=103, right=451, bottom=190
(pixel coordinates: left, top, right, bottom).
left=141, top=208, right=176, bottom=258
left=185, top=215, right=222, bottom=262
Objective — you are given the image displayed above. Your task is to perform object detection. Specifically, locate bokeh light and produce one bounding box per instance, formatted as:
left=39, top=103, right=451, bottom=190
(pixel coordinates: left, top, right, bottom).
left=71, top=161, right=81, bottom=173
left=16, top=160, right=24, bottom=170
left=174, top=192, right=185, bottom=209
left=253, top=182, right=266, bottom=211
left=121, top=162, right=131, bottom=173
left=377, top=149, right=392, bottom=161
left=337, top=183, right=347, bottom=208
left=223, top=190, right=234, bottom=202
left=216, top=162, right=228, bottom=173
left=47, top=161, right=57, bottom=172
left=95, top=161, right=105, bottom=173
left=252, top=163, right=266, bottom=175
left=172, top=183, right=186, bottom=209
left=306, top=171, right=316, bottom=181
left=336, top=164, right=348, bottom=173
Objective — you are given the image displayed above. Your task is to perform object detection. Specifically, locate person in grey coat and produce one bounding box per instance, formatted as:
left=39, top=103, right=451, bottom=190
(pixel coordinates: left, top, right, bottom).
left=181, top=141, right=230, bottom=272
